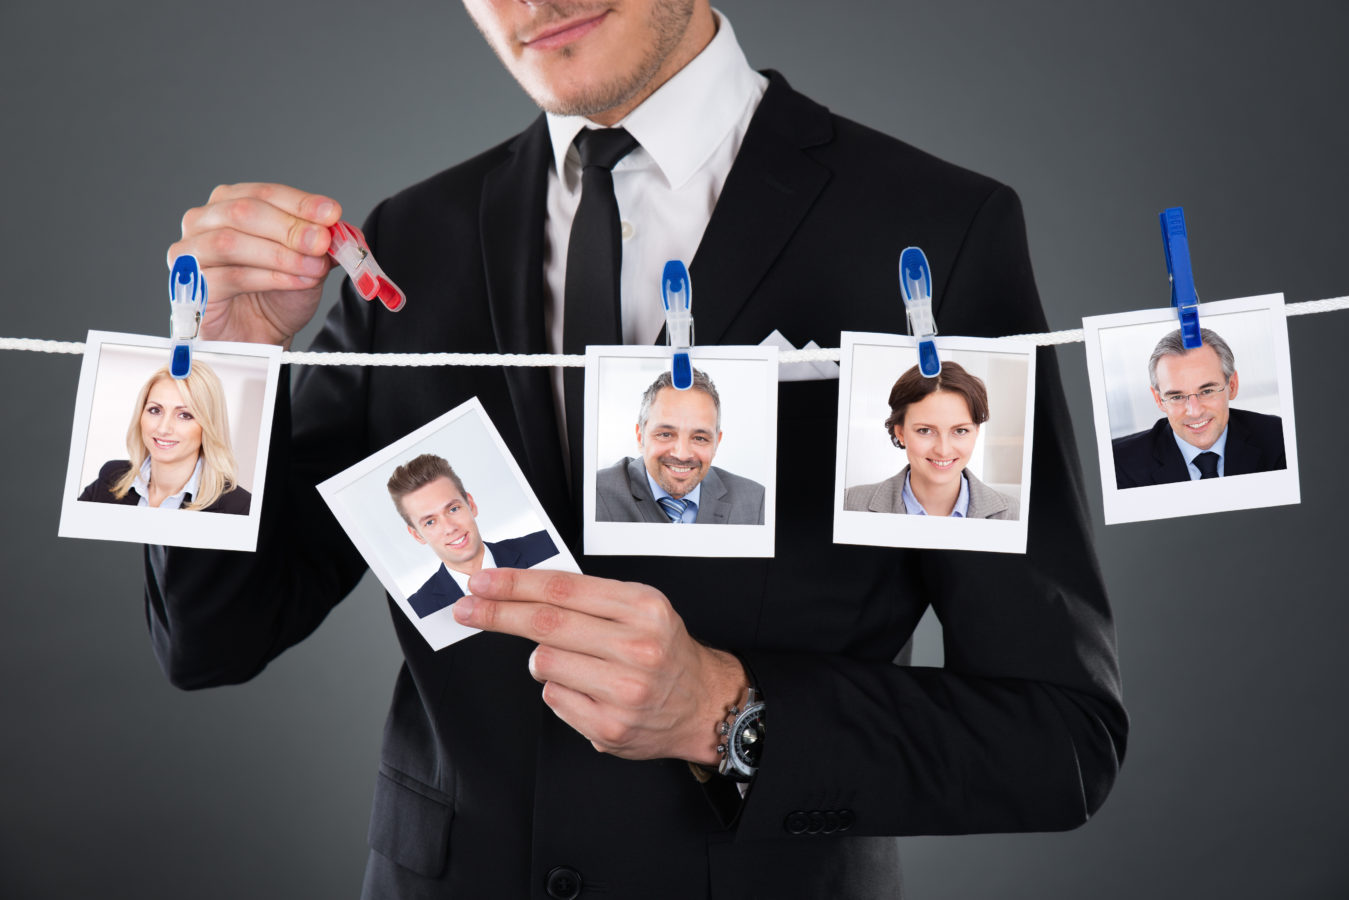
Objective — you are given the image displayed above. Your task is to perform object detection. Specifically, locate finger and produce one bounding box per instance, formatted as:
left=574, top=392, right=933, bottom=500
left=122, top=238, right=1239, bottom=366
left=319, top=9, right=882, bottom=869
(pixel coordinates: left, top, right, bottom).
left=198, top=264, right=327, bottom=298
left=170, top=229, right=333, bottom=281
left=205, top=182, right=341, bottom=227
left=541, top=680, right=663, bottom=757
left=467, top=567, right=658, bottom=623
left=537, top=680, right=618, bottom=753
left=530, top=644, right=662, bottom=711
left=453, top=593, right=627, bottom=658
left=182, top=195, right=336, bottom=259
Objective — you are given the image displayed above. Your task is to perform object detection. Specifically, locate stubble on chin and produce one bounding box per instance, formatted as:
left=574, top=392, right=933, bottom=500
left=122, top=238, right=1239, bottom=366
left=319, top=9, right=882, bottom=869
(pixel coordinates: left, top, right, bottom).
left=503, top=0, right=696, bottom=119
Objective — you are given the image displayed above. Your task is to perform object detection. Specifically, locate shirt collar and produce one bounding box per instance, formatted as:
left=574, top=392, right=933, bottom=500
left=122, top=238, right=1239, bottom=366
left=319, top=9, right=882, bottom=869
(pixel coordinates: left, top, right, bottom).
left=133, top=456, right=203, bottom=510
left=644, top=467, right=701, bottom=511
left=1172, top=425, right=1229, bottom=470
left=545, top=10, right=765, bottom=190
left=901, top=468, right=971, bottom=518
left=444, top=543, right=495, bottom=597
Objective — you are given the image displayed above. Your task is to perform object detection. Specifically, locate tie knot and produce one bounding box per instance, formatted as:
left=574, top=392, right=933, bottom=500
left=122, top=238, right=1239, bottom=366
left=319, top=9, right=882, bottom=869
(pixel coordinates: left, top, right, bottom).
left=574, top=127, right=638, bottom=171
left=657, top=495, right=690, bottom=523
left=1193, top=450, right=1220, bottom=479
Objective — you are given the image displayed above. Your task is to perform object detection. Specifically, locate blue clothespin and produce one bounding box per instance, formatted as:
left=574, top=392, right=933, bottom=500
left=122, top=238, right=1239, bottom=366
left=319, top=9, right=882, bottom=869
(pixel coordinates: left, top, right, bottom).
left=661, top=260, right=694, bottom=390
left=1159, top=207, right=1202, bottom=349
left=168, top=254, right=207, bottom=379
left=899, top=246, right=940, bottom=377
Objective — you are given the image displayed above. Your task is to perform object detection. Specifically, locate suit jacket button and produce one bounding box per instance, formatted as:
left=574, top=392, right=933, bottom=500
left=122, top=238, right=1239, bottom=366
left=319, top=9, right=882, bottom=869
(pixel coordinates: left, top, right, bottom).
left=546, top=866, right=583, bottom=899
left=807, top=811, right=826, bottom=833
left=784, top=811, right=810, bottom=834
left=838, top=809, right=855, bottom=832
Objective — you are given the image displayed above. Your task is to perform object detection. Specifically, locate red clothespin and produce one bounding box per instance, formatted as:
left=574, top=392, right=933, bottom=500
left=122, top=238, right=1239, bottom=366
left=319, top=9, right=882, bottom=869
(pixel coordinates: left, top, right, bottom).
left=327, top=221, right=406, bottom=312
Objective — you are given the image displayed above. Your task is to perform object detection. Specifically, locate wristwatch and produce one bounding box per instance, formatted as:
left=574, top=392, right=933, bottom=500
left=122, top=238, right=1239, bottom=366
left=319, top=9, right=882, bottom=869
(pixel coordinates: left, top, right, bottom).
left=717, top=687, right=766, bottom=782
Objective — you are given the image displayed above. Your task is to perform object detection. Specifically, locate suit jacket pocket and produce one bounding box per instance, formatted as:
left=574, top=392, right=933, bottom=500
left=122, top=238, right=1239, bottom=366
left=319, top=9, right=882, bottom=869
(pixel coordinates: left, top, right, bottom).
left=368, top=769, right=454, bottom=877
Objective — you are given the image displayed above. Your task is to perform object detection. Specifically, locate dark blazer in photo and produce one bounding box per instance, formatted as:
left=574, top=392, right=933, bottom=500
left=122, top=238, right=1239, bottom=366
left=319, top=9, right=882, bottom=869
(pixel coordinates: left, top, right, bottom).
left=1111, top=407, right=1286, bottom=489
left=143, top=72, right=1125, bottom=899
left=595, top=456, right=766, bottom=524
left=843, top=466, right=1018, bottom=520
left=79, top=459, right=252, bottom=515
left=406, top=530, right=559, bottom=618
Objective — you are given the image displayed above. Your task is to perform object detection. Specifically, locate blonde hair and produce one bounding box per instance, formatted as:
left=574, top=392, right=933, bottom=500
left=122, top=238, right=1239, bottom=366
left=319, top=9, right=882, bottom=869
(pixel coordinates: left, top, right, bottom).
left=111, top=363, right=240, bottom=510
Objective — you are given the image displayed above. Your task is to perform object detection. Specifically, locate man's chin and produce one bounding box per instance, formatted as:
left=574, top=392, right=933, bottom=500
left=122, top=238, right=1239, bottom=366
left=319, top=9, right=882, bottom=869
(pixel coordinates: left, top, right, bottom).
left=658, top=476, right=703, bottom=500
left=1176, top=428, right=1218, bottom=451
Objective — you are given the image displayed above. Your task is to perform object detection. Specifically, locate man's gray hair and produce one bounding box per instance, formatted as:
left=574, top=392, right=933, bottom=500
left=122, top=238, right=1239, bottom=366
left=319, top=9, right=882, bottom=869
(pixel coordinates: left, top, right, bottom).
left=636, top=368, right=721, bottom=432
left=1148, top=328, right=1236, bottom=391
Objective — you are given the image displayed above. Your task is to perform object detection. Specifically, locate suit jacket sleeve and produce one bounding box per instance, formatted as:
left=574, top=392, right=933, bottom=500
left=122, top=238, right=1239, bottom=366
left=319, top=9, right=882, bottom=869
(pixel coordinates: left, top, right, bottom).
left=141, top=208, right=386, bottom=689
left=735, top=185, right=1126, bottom=838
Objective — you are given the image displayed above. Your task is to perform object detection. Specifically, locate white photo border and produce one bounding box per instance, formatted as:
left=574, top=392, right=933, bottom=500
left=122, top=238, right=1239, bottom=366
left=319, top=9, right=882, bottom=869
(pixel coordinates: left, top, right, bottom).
left=58, top=331, right=281, bottom=552
left=583, top=345, right=779, bottom=557
left=317, top=397, right=580, bottom=651
left=832, top=332, right=1036, bottom=554
left=1083, top=293, right=1301, bottom=525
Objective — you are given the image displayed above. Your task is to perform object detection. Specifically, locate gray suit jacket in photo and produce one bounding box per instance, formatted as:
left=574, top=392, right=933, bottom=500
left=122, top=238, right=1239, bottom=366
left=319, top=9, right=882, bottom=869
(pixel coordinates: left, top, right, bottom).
left=596, top=456, right=766, bottom=524
left=844, top=466, right=1018, bottom=519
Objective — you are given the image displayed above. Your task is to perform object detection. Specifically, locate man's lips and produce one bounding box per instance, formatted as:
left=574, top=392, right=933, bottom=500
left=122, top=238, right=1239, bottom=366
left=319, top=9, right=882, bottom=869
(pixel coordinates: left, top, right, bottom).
left=523, top=12, right=607, bottom=51
left=1184, top=417, right=1214, bottom=432
left=662, top=459, right=700, bottom=478
left=444, top=533, right=470, bottom=550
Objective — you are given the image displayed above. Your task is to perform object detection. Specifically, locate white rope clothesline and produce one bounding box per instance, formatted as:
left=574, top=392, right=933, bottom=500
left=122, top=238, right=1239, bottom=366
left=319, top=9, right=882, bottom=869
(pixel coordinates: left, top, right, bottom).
left=2, top=295, right=1346, bottom=366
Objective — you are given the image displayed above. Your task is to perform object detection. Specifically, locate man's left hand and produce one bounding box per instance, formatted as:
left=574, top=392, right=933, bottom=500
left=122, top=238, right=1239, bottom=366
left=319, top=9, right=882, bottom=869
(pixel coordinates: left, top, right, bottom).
left=453, top=568, right=746, bottom=765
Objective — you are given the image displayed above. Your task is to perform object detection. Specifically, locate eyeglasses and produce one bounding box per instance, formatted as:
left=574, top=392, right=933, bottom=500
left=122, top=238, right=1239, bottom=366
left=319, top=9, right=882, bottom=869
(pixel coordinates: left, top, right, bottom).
left=1159, top=385, right=1227, bottom=409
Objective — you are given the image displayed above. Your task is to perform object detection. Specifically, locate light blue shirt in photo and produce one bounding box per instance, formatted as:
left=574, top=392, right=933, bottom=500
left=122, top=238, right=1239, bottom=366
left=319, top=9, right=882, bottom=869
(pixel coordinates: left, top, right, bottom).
left=645, top=470, right=701, bottom=523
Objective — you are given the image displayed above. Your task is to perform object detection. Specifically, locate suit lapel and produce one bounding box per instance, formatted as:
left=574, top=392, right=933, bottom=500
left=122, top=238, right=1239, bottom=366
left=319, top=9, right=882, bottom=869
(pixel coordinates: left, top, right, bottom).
left=965, top=471, right=1009, bottom=519
left=485, top=538, right=518, bottom=569
left=694, top=467, right=729, bottom=523
left=625, top=457, right=667, bottom=524
left=480, top=116, right=573, bottom=534
left=1222, top=411, right=1257, bottom=476
left=435, top=566, right=466, bottom=602
left=688, top=72, right=832, bottom=345
left=1149, top=421, right=1192, bottom=484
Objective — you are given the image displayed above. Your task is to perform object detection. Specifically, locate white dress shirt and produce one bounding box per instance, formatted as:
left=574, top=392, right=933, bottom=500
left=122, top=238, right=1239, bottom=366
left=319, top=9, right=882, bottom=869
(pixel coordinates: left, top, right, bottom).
left=542, top=11, right=768, bottom=442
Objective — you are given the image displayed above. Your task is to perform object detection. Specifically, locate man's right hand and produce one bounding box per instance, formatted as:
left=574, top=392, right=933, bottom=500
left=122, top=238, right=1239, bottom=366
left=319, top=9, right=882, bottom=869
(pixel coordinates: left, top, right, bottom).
left=169, top=183, right=343, bottom=349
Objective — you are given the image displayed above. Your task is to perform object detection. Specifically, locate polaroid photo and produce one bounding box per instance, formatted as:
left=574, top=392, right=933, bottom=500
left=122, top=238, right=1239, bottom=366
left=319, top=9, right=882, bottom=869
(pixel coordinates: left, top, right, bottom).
left=317, top=397, right=579, bottom=651
left=58, top=331, right=281, bottom=551
left=833, top=332, right=1036, bottom=554
left=583, top=345, right=779, bottom=557
left=1083, top=293, right=1300, bottom=525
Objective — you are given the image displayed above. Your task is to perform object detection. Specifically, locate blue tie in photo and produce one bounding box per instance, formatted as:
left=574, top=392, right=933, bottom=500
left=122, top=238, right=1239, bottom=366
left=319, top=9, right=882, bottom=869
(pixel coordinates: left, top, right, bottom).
left=658, top=496, right=689, bottom=523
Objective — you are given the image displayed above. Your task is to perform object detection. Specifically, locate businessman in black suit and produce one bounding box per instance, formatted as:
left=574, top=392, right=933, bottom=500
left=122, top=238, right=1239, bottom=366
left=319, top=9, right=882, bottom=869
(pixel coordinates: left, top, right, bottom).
left=153, top=2, right=1125, bottom=896
left=1113, top=326, right=1286, bottom=488
left=387, top=453, right=559, bottom=618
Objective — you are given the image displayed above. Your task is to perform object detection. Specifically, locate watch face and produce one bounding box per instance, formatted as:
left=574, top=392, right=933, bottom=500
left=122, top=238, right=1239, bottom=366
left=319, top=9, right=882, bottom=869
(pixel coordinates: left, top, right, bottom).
left=731, top=707, right=766, bottom=769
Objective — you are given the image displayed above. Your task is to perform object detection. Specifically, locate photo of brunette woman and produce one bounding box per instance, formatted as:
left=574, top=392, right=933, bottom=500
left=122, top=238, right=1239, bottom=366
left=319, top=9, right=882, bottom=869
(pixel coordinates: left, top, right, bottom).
left=78, top=362, right=251, bottom=515
left=844, top=362, right=1017, bottom=520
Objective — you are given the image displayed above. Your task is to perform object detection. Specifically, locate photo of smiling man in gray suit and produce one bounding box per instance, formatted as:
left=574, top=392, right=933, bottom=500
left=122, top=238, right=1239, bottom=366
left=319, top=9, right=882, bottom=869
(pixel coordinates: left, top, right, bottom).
left=596, top=367, right=765, bottom=525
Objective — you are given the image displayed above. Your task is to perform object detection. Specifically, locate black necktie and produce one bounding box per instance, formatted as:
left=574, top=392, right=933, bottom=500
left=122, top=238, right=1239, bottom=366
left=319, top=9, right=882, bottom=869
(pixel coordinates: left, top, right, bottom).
left=562, top=127, right=638, bottom=501
left=1193, top=451, right=1220, bottom=479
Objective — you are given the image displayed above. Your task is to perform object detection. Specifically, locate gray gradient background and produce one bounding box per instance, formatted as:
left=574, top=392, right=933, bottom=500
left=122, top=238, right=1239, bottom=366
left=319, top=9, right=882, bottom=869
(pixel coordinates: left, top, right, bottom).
left=3, top=1, right=1346, bottom=897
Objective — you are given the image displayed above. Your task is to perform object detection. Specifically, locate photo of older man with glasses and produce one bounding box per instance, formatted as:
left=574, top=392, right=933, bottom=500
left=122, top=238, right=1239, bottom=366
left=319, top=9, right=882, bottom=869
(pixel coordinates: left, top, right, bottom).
left=1112, top=327, right=1287, bottom=488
